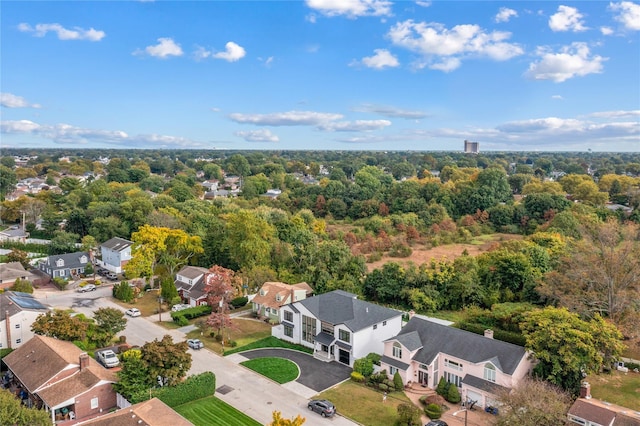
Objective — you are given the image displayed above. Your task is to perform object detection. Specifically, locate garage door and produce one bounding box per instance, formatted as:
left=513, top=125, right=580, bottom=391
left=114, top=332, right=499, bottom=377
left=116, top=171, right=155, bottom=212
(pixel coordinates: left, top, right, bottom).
left=339, top=349, right=350, bottom=365
left=465, top=390, right=483, bottom=408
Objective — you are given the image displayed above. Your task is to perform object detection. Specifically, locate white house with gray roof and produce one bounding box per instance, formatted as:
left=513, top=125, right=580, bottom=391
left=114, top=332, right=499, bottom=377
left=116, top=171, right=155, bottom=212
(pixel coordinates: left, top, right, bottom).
left=0, top=291, right=51, bottom=349
left=272, top=290, right=402, bottom=367
left=99, top=237, right=133, bottom=273
left=381, top=316, right=534, bottom=409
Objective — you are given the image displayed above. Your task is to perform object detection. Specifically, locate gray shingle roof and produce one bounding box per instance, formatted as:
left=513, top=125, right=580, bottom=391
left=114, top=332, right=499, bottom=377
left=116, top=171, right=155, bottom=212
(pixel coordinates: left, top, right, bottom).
left=396, top=317, right=527, bottom=375
left=42, top=251, right=90, bottom=271
left=101, top=237, right=133, bottom=251
left=389, top=330, right=422, bottom=351
left=296, top=290, right=401, bottom=332
left=381, top=355, right=410, bottom=371
left=462, top=374, right=509, bottom=394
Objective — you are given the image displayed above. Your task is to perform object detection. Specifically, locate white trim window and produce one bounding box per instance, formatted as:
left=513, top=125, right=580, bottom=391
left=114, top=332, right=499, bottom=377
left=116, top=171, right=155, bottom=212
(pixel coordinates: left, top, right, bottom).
left=444, top=371, right=462, bottom=387
left=90, top=397, right=99, bottom=409
left=389, top=366, right=398, bottom=375
left=484, top=363, right=496, bottom=382
left=392, top=342, right=402, bottom=359
left=445, top=359, right=463, bottom=371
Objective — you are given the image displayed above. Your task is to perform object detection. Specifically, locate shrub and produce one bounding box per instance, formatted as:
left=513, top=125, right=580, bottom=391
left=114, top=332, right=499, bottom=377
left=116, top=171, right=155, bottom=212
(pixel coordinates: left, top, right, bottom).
left=446, top=384, right=461, bottom=403
left=230, top=296, right=248, bottom=308
left=113, top=281, right=134, bottom=303
left=419, top=395, right=429, bottom=406
left=378, top=383, right=389, bottom=392
left=154, top=372, right=216, bottom=408
left=53, top=277, right=68, bottom=290
left=366, top=352, right=381, bottom=366
left=436, top=377, right=449, bottom=396
left=384, top=379, right=395, bottom=389
left=425, top=403, right=442, bottom=419
left=175, top=316, right=189, bottom=326
left=353, top=357, right=374, bottom=377
left=389, top=242, right=412, bottom=258
left=170, top=305, right=212, bottom=323
left=368, top=370, right=387, bottom=385
left=393, top=371, right=404, bottom=391
left=10, top=278, right=33, bottom=294
left=350, top=372, right=365, bottom=382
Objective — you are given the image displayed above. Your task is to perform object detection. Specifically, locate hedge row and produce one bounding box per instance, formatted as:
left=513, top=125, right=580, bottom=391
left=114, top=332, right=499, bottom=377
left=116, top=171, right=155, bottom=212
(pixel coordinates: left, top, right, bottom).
left=154, top=372, right=216, bottom=408
left=171, top=305, right=212, bottom=324
left=455, top=321, right=526, bottom=346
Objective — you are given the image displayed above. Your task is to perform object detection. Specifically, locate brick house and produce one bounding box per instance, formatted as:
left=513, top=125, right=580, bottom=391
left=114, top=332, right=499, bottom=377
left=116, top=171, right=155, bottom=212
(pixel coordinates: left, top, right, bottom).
left=2, top=334, right=117, bottom=424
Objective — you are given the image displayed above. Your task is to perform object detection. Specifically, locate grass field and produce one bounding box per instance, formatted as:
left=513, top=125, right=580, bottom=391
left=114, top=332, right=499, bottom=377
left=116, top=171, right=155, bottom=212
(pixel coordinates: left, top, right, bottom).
left=315, top=380, right=411, bottom=426
left=175, top=395, right=262, bottom=426
left=587, top=371, right=640, bottom=410
left=240, top=357, right=299, bottom=383
left=224, top=336, right=314, bottom=356
left=186, top=318, right=272, bottom=354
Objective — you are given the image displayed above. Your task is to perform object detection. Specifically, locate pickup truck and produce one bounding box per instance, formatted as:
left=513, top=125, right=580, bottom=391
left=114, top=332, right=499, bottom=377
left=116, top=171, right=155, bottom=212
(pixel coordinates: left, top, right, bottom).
left=97, top=350, right=120, bottom=368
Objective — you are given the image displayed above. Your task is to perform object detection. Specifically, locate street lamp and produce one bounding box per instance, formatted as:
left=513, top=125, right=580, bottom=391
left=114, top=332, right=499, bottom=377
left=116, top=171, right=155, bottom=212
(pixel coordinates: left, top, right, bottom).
left=453, top=406, right=468, bottom=426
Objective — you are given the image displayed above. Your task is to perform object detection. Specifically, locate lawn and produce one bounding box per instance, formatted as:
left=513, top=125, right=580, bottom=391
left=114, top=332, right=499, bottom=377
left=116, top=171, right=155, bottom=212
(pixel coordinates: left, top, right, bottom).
left=186, top=318, right=272, bottom=354
left=174, top=395, right=261, bottom=426
left=240, top=357, right=299, bottom=384
left=224, top=336, right=314, bottom=356
left=587, top=371, right=640, bottom=410
left=112, top=288, right=166, bottom=317
left=315, top=380, right=412, bottom=426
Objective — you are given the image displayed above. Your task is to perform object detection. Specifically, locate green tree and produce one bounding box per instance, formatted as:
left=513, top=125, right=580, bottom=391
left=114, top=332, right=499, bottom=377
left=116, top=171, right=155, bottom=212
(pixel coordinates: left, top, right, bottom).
left=393, top=371, right=404, bottom=391
left=0, top=165, right=17, bottom=200
left=6, top=249, right=30, bottom=268
left=92, top=307, right=127, bottom=347
left=31, top=310, right=88, bottom=341
left=49, top=231, right=80, bottom=255
left=113, top=349, right=153, bottom=402
left=113, top=281, right=135, bottom=303
left=141, top=335, right=192, bottom=387
left=10, top=278, right=34, bottom=294
left=0, top=388, right=52, bottom=426
left=446, top=383, right=461, bottom=403
left=521, top=307, right=625, bottom=394
left=222, top=210, right=276, bottom=270
left=397, top=403, right=422, bottom=426
left=160, top=275, right=180, bottom=305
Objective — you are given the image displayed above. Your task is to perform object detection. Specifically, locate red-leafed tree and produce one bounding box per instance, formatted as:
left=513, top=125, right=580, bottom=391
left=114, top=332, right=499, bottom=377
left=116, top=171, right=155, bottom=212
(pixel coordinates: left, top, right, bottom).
left=204, top=266, right=239, bottom=340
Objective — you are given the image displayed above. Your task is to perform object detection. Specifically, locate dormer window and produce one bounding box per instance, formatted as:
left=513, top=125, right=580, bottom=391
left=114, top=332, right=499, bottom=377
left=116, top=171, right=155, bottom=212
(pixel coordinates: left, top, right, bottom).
left=56, top=259, right=64, bottom=267
left=260, top=289, right=266, bottom=296
left=276, top=294, right=281, bottom=302
left=80, top=255, right=88, bottom=264
left=484, top=363, right=496, bottom=382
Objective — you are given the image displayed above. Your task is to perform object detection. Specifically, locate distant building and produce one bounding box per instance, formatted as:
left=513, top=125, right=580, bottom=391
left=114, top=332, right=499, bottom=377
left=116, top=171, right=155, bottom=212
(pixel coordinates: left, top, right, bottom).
left=464, top=140, right=479, bottom=154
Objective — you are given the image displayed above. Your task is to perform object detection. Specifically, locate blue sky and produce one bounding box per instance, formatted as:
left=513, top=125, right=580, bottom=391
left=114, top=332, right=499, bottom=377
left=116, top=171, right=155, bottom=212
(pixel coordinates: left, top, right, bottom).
left=1, top=1, right=639, bottom=152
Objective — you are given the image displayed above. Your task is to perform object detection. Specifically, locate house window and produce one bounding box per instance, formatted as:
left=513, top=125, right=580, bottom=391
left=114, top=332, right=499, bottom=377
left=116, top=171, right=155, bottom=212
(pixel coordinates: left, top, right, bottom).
left=383, top=321, right=387, bottom=326
left=373, top=324, right=377, bottom=330
left=321, top=321, right=334, bottom=336
left=302, top=315, right=316, bottom=344
left=389, top=366, right=398, bottom=375
left=392, top=342, right=402, bottom=359
left=339, top=329, right=350, bottom=343
left=445, top=359, right=462, bottom=371
left=567, top=415, right=586, bottom=425
left=56, top=259, right=64, bottom=267
left=16, top=339, right=21, bottom=344
left=419, top=364, right=428, bottom=371
left=444, top=371, right=462, bottom=387
left=284, top=325, right=293, bottom=338
left=276, top=294, right=282, bottom=302
left=91, top=397, right=99, bottom=409
left=15, top=323, right=20, bottom=329
left=484, top=363, right=496, bottom=382
left=284, top=311, right=293, bottom=322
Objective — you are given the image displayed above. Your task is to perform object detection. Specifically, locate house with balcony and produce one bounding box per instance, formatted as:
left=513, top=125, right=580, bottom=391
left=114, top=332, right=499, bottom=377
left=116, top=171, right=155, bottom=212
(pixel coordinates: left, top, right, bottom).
left=0, top=291, right=51, bottom=349
left=380, top=316, right=534, bottom=409
left=252, top=281, right=313, bottom=323
left=99, top=237, right=133, bottom=274
left=38, top=251, right=90, bottom=279
left=2, top=334, right=117, bottom=424
left=273, top=290, right=402, bottom=367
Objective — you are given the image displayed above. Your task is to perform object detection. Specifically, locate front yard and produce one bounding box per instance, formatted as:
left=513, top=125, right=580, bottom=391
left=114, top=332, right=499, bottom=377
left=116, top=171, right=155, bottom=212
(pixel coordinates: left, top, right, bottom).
left=587, top=370, right=640, bottom=410
left=185, top=318, right=272, bottom=354
left=315, top=380, right=412, bottom=426
left=174, top=395, right=261, bottom=426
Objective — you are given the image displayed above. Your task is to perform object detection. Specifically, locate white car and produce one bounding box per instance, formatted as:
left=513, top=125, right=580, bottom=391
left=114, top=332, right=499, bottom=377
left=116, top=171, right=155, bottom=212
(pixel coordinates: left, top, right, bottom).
left=77, top=284, right=96, bottom=293
left=187, top=339, right=204, bottom=350
left=97, top=349, right=120, bottom=368
left=125, top=308, right=141, bottom=317
left=171, top=304, right=190, bottom=312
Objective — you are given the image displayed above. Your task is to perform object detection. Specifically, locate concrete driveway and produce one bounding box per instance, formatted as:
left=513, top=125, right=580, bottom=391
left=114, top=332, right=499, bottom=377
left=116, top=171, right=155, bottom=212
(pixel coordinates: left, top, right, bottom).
left=237, top=348, right=352, bottom=393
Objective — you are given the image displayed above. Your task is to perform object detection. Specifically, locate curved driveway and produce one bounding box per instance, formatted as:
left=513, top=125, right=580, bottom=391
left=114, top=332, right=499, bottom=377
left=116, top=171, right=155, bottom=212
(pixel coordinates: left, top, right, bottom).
left=240, top=348, right=352, bottom=392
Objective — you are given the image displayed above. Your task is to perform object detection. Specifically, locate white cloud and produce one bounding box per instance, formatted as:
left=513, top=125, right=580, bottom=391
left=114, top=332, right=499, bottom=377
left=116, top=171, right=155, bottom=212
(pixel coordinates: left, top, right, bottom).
left=229, top=110, right=343, bottom=126
left=358, top=49, right=399, bottom=69
left=609, top=1, right=640, bottom=30
left=416, top=1, right=432, bottom=7
left=305, top=0, right=392, bottom=18
left=551, top=95, right=564, bottom=100
left=525, top=43, right=606, bottom=82
left=495, top=7, right=518, bottom=23
left=1, top=120, right=201, bottom=147
left=306, top=13, right=318, bottom=23
left=194, top=46, right=212, bottom=60
left=549, top=5, right=588, bottom=32
left=1, top=93, right=41, bottom=108
left=134, top=37, right=183, bottom=58
left=317, top=119, right=391, bottom=131
left=235, top=129, right=279, bottom=142
left=387, top=20, right=523, bottom=71
left=17, top=22, right=105, bottom=41
left=587, top=110, right=640, bottom=119
left=600, top=26, right=614, bottom=35
left=354, top=103, right=428, bottom=119
left=213, top=42, right=246, bottom=62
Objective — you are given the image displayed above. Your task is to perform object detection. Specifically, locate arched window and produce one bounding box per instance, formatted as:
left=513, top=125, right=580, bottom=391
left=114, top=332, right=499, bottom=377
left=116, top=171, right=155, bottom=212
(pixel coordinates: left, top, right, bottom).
left=392, top=342, right=402, bottom=359
left=484, top=363, right=496, bottom=382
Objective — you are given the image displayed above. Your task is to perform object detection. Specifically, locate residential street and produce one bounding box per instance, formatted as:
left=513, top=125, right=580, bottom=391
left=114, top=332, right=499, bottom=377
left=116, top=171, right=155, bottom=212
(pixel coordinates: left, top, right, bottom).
left=34, top=287, right=357, bottom=426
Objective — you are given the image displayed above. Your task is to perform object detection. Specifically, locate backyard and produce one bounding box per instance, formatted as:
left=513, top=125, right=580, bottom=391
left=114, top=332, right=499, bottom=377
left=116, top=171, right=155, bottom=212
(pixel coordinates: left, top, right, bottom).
left=587, top=370, right=640, bottom=410
left=174, top=395, right=261, bottom=426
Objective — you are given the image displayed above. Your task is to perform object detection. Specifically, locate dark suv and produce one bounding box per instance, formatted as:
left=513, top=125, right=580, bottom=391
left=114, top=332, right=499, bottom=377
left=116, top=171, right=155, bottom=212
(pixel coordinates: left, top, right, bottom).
left=307, top=399, right=336, bottom=417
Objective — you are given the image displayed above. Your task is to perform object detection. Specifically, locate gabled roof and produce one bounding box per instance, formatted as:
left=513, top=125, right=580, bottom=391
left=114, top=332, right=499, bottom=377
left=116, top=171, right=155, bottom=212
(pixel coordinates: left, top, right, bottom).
left=176, top=266, right=209, bottom=281
left=0, top=228, right=28, bottom=238
left=0, top=262, right=36, bottom=283
left=101, top=237, right=133, bottom=252
left=3, top=335, right=115, bottom=396
left=569, top=399, right=617, bottom=426
left=41, top=251, right=90, bottom=270
left=81, top=398, right=194, bottom=426
left=462, top=374, right=509, bottom=394
left=395, top=317, right=527, bottom=375
left=295, top=290, right=401, bottom=332
left=390, top=330, right=422, bottom=351
left=252, top=281, right=313, bottom=310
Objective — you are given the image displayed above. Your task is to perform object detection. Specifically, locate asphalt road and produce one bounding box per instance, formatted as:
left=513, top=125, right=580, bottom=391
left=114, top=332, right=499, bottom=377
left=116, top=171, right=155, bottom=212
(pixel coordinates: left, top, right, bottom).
left=35, top=287, right=358, bottom=426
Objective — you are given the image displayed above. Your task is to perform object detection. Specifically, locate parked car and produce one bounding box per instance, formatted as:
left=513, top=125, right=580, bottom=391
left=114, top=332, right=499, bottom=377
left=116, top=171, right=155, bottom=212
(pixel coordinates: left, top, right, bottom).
left=125, top=308, right=141, bottom=317
left=77, top=284, right=96, bottom=293
left=425, top=421, right=448, bottom=426
left=97, top=268, right=108, bottom=276
left=97, top=349, right=120, bottom=368
left=187, top=339, right=204, bottom=350
left=307, top=400, right=336, bottom=417
left=106, top=272, right=118, bottom=280
left=171, top=304, right=190, bottom=312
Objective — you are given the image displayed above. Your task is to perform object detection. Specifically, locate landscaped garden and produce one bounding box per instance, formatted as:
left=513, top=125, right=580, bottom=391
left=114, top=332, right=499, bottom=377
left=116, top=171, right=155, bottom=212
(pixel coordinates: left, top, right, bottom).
left=174, top=395, right=261, bottom=426
left=240, top=357, right=299, bottom=384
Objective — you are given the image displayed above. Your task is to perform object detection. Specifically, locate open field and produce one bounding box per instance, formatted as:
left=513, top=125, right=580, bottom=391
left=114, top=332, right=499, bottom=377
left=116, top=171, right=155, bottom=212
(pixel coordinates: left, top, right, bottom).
left=587, top=371, right=640, bottom=410
left=240, top=357, right=299, bottom=383
left=315, top=380, right=411, bottom=426
left=365, top=233, right=523, bottom=271
left=174, top=395, right=261, bottom=426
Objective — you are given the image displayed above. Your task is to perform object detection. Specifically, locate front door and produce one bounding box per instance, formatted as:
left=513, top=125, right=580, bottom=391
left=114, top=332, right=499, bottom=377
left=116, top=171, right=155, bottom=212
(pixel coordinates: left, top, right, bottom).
left=339, top=349, right=350, bottom=365
left=418, top=370, right=428, bottom=386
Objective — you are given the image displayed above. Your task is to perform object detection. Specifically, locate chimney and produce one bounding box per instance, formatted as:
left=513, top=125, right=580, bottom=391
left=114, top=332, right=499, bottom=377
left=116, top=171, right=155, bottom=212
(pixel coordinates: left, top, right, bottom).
left=79, top=353, right=90, bottom=371
left=580, top=382, right=591, bottom=399
left=484, top=329, right=494, bottom=339
left=6, top=311, right=12, bottom=349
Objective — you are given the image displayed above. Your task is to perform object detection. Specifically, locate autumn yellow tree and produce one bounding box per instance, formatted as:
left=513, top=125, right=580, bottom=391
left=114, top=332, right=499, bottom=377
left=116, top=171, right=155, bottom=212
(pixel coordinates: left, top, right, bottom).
left=267, top=411, right=305, bottom=426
